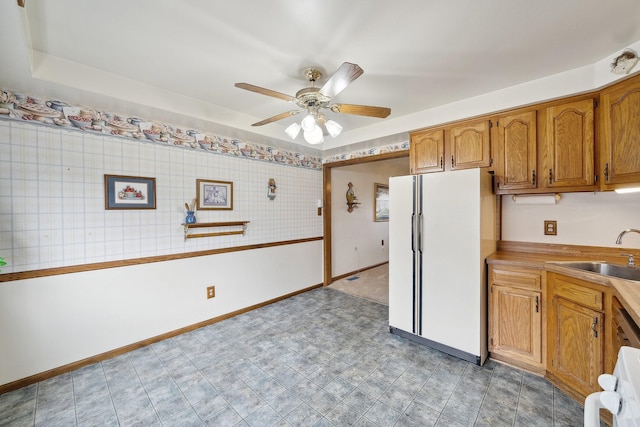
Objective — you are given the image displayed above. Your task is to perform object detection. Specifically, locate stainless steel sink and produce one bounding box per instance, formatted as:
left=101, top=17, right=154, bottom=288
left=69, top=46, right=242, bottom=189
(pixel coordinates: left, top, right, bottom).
left=557, top=262, right=640, bottom=281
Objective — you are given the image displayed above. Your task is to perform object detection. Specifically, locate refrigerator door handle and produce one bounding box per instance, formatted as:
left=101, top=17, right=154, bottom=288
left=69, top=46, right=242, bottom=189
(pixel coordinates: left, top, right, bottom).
left=411, top=213, right=416, bottom=253
left=417, top=212, right=423, bottom=253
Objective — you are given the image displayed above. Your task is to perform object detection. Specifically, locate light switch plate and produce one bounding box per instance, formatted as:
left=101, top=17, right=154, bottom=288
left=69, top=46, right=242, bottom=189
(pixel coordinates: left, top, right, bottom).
left=544, top=220, right=557, bottom=236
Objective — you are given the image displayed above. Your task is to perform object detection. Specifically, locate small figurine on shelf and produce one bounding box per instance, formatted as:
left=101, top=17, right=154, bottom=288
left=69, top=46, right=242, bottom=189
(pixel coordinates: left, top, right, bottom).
left=346, top=182, right=360, bottom=213
left=185, top=200, right=196, bottom=224
left=267, top=178, right=277, bottom=200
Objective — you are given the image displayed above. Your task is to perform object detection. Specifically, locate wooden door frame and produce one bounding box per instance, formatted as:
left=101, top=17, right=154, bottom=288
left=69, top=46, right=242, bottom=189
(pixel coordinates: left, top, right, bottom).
left=322, top=150, right=409, bottom=286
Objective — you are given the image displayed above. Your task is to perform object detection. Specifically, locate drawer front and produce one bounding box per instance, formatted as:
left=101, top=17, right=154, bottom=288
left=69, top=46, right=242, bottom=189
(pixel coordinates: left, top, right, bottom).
left=553, top=277, right=603, bottom=311
left=491, top=267, right=541, bottom=290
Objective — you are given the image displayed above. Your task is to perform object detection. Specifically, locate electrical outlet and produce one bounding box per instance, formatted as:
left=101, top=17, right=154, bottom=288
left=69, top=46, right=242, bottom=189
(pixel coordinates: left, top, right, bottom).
left=544, top=220, right=557, bottom=236
left=206, top=286, right=215, bottom=299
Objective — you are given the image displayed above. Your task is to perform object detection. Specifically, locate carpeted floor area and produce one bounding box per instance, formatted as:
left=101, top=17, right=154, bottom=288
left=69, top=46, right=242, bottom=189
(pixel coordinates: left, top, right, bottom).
left=329, top=263, right=389, bottom=305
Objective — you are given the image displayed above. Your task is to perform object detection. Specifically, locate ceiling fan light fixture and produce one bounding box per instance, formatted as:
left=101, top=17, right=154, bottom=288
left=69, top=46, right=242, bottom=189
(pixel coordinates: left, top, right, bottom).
left=284, top=122, right=301, bottom=139
left=325, top=119, right=343, bottom=137
left=304, top=125, right=324, bottom=144
left=301, top=114, right=316, bottom=132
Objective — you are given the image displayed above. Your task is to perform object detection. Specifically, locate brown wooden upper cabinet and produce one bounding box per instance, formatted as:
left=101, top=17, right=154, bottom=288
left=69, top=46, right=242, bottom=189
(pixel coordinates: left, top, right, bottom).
left=494, top=97, right=595, bottom=194
left=410, top=119, right=490, bottom=174
left=600, top=75, right=640, bottom=190
left=494, top=110, right=537, bottom=192
left=410, top=128, right=444, bottom=174
left=449, top=119, right=492, bottom=170
left=540, top=98, right=595, bottom=190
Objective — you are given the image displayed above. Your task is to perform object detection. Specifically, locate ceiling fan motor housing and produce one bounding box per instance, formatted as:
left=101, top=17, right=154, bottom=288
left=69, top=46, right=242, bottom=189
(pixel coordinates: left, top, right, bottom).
left=295, top=87, right=331, bottom=110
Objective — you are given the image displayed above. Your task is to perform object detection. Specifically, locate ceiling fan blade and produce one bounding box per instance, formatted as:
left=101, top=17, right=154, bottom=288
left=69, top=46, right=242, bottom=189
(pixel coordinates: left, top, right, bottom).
left=251, top=110, right=302, bottom=126
left=319, top=62, right=364, bottom=98
left=330, top=104, right=391, bottom=118
left=235, top=83, right=296, bottom=102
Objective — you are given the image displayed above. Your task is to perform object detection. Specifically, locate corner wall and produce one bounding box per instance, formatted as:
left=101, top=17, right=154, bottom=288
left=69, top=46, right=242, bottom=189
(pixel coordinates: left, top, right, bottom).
left=331, top=159, right=409, bottom=277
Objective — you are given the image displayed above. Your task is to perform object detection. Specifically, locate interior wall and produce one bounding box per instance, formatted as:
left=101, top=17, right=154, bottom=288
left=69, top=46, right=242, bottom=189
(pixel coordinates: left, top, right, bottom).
left=331, top=159, right=409, bottom=277
left=0, top=118, right=324, bottom=387
left=0, top=241, right=322, bottom=386
left=0, top=120, right=322, bottom=273
left=501, top=191, right=640, bottom=248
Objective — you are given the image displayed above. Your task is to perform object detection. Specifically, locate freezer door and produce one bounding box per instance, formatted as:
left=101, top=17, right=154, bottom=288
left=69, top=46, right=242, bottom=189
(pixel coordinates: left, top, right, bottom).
left=389, top=175, right=417, bottom=332
left=420, top=168, right=483, bottom=356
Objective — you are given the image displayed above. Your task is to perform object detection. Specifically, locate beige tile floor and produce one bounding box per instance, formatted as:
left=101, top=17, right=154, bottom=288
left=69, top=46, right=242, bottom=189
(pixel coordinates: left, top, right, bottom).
left=329, top=264, right=389, bottom=305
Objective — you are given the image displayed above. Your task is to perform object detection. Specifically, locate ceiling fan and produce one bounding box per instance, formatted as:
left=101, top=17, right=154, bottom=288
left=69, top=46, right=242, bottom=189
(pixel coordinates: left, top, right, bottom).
left=235, top=62, right=391, bottom=144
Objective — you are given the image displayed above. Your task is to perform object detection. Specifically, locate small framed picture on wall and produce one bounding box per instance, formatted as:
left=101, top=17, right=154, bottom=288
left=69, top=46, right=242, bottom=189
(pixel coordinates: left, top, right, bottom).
left=104, top=174, right=156, bottom=210
left=374, top=183, right=389, bottom=222
left=196, top=179, right=233, bottom=210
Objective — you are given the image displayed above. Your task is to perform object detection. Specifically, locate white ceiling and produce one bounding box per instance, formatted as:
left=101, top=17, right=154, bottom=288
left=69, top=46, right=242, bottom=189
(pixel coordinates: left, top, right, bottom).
left=3, top=1, right=640, bottom=151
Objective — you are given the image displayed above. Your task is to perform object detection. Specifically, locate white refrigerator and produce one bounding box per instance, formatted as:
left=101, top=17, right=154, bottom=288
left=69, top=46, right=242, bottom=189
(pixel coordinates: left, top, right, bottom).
left=389, top=168, right=496, bottom=365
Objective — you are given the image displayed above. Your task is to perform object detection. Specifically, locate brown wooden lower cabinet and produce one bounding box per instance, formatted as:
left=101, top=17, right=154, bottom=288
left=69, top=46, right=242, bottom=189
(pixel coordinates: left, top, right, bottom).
left=488, top=265, right=545, bottom=374
left=546, top=272, right=605, bottom=401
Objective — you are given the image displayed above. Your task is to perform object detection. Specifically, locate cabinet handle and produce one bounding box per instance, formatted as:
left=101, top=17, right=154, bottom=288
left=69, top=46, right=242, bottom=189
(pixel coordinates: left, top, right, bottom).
left=440, top=156, right=443, bottom=168
left=591, top=316, right=599, bottom=338
left=604, top=163, right=609, bottom=181
left=535, top=296, right=539, bottom=313
left=451, top=155, right=454, bottom=168
left=532, top=170, right=536, bottom=186
left=548, top=168, right=553, bottom=185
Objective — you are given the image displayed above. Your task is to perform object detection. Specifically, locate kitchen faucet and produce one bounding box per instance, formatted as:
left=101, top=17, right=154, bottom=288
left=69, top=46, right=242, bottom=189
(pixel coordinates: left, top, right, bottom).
left=616, top=229, right=640, bottom=266
left=615, top=228, right=640, bottom=244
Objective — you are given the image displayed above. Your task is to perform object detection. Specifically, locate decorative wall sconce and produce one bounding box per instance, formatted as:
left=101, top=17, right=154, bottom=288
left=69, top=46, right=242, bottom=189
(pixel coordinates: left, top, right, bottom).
left=346, top=182, right=360, bottom=212
left=267, top=178, right=276, bottom=200
left=611, top=49, right=639, bottom=75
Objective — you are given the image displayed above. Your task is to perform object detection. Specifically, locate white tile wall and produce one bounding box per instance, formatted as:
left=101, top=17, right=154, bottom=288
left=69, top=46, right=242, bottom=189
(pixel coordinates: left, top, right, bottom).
left=0, top=120, right=323, bottom=273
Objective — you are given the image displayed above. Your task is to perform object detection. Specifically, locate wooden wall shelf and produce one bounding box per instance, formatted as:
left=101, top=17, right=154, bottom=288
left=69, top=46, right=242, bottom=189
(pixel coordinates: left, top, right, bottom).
left=182, top=221, right=249, bottom=241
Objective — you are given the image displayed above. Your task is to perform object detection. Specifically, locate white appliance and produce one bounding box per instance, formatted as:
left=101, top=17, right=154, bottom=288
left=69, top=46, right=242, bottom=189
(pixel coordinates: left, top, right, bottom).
left=584, top=346, right=640, bottom=426
left=388, top=168, right=496, bottom=365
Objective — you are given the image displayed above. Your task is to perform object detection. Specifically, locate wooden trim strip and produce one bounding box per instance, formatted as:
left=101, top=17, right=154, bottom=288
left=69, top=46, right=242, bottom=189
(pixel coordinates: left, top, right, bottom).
left=323, top=150, right=408, bottom=167
left=186, top=230, right=245, bottom=238
left=331, top=261, right=388, bottom=283
left=497, top=240, right=640, bottom=260
left=0, top=237, right=322, bottom=283
left=0, top=282, right=323, bottom=394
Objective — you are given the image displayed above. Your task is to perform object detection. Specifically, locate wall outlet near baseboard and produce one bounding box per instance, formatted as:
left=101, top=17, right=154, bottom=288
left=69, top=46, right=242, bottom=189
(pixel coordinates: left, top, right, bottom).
left=207, top=286, right=215, bottom=299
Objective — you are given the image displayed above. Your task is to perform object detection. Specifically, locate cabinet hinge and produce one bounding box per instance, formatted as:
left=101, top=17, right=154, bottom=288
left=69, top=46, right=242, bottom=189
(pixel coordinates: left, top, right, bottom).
left=594, top=174, right=598, bottom=183
left=489, top=158, right=493, bottom=166
left=593, top=99, right=598, bottom=108
left=490, top=338, right=494, bottom=346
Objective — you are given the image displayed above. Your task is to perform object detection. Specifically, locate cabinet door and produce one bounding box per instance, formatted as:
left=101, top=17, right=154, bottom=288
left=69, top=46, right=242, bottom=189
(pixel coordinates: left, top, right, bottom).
left=489, top=285, right=542, bottom=366
left=410, top=128, right=444, bottom=174
left=542, top=98, right=595, bottom=188
left=449, top=120, right=491, bottom=170
left=550, top=296, right=603, bottom=397
left=600, top=76, right=640, bottom=187
left=494, top=111, right=537, bottom=192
